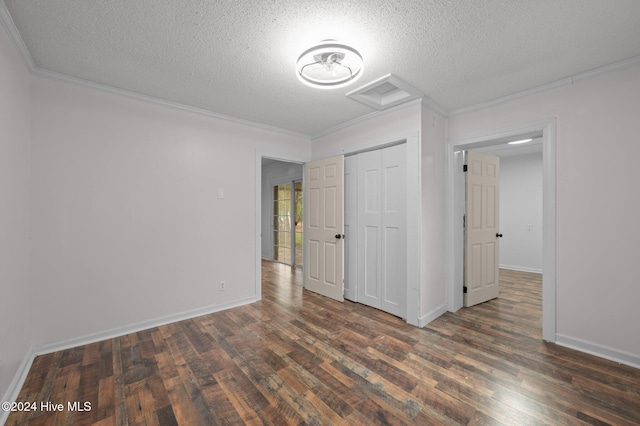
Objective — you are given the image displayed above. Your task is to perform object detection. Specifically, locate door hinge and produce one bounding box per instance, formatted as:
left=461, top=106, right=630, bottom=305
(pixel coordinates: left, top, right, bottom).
left=463, top=286, right=468, bottom=294
left=463, top=164, right=468, bottom=172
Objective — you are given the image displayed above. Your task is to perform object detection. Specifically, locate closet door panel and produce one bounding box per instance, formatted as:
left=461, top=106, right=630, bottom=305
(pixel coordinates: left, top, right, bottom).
left=357, top=149, right=382, bottom=309
left=380, top=144, right=406, bottom=318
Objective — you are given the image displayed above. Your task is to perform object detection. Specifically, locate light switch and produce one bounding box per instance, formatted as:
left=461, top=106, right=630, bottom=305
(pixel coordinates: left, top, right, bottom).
left=217, top=187, right=224, bottom=199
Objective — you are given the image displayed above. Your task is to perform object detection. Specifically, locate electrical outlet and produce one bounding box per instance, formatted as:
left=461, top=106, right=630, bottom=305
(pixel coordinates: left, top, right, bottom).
left=219, top=280, right=226, bottom=291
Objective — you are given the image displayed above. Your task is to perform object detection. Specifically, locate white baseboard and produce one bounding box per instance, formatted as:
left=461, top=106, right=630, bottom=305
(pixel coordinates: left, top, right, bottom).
left=499, top=264, right=543, bottom=274
left=1, top=348, right=35, bottom=426
left=418, top=304, right=448, bottom=327
left=34, top=297, right=257, bottom=356
left=555, top=334, right=640, bottom=370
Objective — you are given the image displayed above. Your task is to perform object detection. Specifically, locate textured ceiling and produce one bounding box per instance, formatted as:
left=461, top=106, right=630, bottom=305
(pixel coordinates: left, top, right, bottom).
left=3, top=0, right=640, bottom=136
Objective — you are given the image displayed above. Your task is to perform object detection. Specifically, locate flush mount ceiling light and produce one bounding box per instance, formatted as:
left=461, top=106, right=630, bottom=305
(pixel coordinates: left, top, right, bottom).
left=296, top=40, right=363, bottom=89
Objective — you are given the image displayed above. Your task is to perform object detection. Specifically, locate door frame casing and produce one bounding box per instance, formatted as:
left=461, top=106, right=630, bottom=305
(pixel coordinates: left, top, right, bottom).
left=445, top=118, right=556, bottom=342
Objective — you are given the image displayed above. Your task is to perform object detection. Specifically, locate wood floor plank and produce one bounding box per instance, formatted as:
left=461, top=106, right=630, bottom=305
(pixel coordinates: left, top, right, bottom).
left=96, top=376, right=115, bottom=423
left=111, top=337, right=128, bottom=426
left=7, top=264, right=640, bottom=425
left=124, top=381, right=159, bottom=426
left=213, top=368, right=264, bottom=426
left=162, top=377, right=201, bottom=425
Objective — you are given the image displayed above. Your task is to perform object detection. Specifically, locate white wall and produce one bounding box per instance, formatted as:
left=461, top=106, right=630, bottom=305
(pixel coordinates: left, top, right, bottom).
left=420, top=106, right=448, bottom=323
left=0, top=22, right=31, bottom=404
left=29, top=76, right=310, bottom=348
left=261, top=161, right=303, bottom=260
left=499, top=152, right=543, bottom=272
left=449, top=64, right=640, bottom=360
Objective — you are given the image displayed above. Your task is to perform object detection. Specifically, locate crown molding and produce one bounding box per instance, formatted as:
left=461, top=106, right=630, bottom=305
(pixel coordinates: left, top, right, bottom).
left=0, top=2, right=309, bottom=140
left=0, top=0, right=36, bottom=72
left=310, top=97, right=424, bottom=140
left=450, top=55, right=640, bottom=116
left=32, top=67, right=310, bottom=139
left=312, top=94, right=449, bottom=140
left=420, top=95, right=449, bottom=117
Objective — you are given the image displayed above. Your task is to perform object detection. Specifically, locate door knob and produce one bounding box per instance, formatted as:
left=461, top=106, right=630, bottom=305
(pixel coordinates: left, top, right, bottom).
left=335, top=234, right=344, bottom=239
left=496, top=233, right=503, bottom=238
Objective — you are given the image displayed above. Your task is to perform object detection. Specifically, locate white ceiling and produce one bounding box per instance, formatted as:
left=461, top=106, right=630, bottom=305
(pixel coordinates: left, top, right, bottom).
left=3, top=0, right=640, bottom=137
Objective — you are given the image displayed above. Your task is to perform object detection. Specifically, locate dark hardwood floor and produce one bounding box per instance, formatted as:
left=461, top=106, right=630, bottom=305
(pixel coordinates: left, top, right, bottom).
left=7, top=263, right=640, bottom=425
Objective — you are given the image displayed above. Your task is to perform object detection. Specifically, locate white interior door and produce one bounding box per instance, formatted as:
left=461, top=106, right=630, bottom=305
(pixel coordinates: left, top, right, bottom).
left=304, top=155, right=344, bottom=302
left=356, top=144, right=406, bottom=317
left=464, top=150, right=500, bottom=307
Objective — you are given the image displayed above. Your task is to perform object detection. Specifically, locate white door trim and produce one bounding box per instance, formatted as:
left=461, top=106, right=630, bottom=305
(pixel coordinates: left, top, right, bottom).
left=445, top=118, right=556, bottom=342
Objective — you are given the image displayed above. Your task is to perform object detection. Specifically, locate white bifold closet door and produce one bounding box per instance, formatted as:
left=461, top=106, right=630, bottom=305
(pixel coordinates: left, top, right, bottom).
left=345, top=143, right=406, bottom=318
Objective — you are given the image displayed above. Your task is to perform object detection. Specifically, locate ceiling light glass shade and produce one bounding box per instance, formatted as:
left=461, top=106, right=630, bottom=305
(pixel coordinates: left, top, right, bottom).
left=296, top=41, right=363, bottom=89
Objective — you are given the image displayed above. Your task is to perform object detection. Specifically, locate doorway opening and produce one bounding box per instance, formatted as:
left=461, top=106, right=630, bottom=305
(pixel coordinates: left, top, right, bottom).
left=462, top=142, right=543, bottom=308
left=447, top=118, right=556, bottom=342
left=462, top=144, right=544, bottom=339
left=257, top=156, right=306, bottom=302
left=260, top=158, right=304, bottom=267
